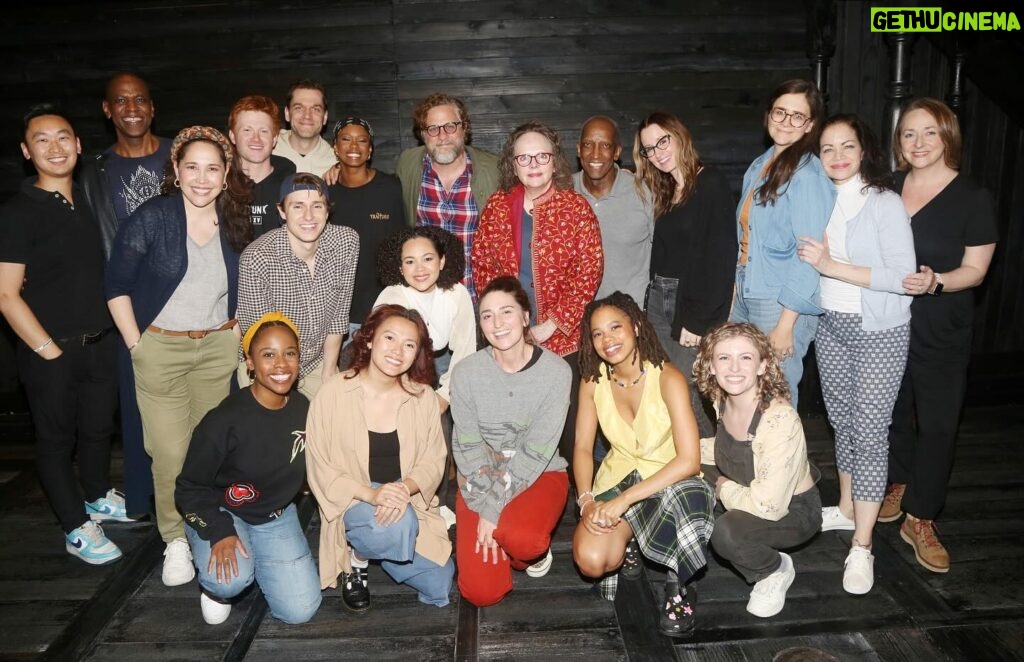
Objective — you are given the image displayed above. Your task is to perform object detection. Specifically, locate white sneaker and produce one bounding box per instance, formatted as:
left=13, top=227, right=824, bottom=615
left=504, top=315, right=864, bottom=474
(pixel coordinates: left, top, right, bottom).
left=746, top=552, right=796, bottom=618
left=162, top=537, right=196, bottom=586
left=820, top=506, right=855, bottom=532
left=525, top=549, right=553, bottom=578
left=200, top=592, right=232, bottom=625
left=843, top=545, right=874, bottom=595
left=439, top=505, right=456, bottom=529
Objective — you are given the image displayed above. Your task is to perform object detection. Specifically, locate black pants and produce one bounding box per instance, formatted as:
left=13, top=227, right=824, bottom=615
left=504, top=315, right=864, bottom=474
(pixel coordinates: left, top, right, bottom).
left=887, top=347, right=969, bottom=520
left=117, top=342, right=154, bottom=515
left=709, top=485, right=822, bottom=583
left=17, top=333, right=118, bottom=533
left=558, top=351, right=581, bottom=483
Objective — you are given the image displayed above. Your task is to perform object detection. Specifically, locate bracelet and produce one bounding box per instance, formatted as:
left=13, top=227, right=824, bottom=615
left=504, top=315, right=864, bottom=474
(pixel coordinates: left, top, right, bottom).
left=575, top=490, right=594, bottom=507
left=32, top=337, right=53, bottom=353
left=579, top=498, right=597, bottom=517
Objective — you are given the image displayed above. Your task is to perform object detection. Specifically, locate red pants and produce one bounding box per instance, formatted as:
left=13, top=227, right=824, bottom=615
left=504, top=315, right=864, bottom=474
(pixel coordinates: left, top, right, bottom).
left=456, top=470, right=568, bottom=607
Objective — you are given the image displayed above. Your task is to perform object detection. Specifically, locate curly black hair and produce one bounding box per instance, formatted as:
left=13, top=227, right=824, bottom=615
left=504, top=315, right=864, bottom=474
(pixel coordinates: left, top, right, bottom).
left=376, top=225, right=466, bottom=291
left=578, top=292, right=669, bottom=383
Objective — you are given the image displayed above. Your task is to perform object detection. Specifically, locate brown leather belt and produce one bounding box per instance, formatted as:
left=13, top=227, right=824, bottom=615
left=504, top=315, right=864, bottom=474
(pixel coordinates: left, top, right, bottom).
left=147, top=319, right=237, bottom=339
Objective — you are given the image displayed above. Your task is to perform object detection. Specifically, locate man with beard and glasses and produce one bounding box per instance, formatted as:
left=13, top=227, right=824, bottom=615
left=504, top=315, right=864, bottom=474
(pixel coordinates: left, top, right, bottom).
left=272, top=79, right=336, bottom=177
left=396, top=94, right=499, bottom=299
left=79, top=73, right=171, bottom=519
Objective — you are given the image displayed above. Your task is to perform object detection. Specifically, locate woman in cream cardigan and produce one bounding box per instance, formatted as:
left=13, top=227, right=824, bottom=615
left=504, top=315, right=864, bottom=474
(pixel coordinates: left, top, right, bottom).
left=306, top=304, right=453, bottom=612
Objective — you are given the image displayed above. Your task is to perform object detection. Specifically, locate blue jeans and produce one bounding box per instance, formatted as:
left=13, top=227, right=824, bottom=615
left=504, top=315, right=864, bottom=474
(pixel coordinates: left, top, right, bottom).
left=729, top=266, right=818, bottom=408
left=186, top=503, right=321, bottom=624
left=344, top=492, right=454, bottom=607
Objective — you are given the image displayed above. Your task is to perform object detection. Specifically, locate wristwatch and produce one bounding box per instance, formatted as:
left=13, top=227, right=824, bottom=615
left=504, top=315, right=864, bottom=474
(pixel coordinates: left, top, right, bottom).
left=930, top=272, right=944, bottom=296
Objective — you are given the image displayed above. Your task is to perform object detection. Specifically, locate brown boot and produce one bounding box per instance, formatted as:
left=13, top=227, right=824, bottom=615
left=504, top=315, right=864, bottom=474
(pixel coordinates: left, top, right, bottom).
left=878, top=483, right=906, bottom=523
left=900, top=515, right=950, bottom=573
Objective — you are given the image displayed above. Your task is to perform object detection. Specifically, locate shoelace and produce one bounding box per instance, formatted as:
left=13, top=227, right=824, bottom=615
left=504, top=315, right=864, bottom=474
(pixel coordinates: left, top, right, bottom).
left=82, top=522, right=105, bottom=543
left=914, top=520, right=941, bottom=547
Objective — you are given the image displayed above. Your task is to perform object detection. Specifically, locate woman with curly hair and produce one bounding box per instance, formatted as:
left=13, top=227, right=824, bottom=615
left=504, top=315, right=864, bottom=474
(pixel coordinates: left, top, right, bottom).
left=694, top=322, right=820, bottom=619
left=306, top=304, right=454, bottom=612
left=373, top=225, right=476, bottom=412
left=471, top=121, right=603, bottom=470
left=106, top=125, right=253, bottom=587
left=573, top=292, right=713, bottom=638
left=634, top=111, right=737, bottom=437
left=796, top=114, right=915, bottom=593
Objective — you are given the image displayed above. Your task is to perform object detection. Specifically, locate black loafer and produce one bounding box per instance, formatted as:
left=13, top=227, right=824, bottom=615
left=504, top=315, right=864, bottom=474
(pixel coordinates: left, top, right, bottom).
left=659, top=582, right=697, bottom=638
left=341, top=566, right=370, bottom=612
left=620, top=538, right=643, bottom=581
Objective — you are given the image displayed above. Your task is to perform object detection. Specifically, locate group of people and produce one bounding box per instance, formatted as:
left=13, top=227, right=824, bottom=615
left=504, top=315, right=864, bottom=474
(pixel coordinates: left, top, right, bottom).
left=0, top=71, right=997, bottom=635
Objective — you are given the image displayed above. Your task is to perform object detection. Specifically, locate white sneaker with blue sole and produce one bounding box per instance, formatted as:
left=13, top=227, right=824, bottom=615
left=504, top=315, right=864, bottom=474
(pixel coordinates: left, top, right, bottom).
left=66, top=521, right=123, bottom=565
left=85, top=488, right=134, bottom=522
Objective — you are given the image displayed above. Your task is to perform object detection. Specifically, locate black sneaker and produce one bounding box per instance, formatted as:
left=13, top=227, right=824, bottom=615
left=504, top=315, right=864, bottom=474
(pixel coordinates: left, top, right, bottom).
left=658, top=582, right=697, bottom=638
left=620, top=538, right=642, bottom=581
left=341, top=566, right=370, bottom=612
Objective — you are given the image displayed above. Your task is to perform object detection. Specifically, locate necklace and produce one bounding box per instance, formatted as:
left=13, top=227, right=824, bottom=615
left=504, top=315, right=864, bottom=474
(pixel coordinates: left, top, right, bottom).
left=609, top=364, right=646, bottom=389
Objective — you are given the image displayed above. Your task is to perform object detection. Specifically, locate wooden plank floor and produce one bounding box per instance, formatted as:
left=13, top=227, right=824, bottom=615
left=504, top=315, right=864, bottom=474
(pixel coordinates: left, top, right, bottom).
left=1, top=400, right=1023, bottom=661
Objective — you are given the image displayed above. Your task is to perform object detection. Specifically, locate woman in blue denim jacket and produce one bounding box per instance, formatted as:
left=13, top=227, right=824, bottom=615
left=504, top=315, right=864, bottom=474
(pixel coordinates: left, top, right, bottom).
left=730, top=80, right=836, bottom=406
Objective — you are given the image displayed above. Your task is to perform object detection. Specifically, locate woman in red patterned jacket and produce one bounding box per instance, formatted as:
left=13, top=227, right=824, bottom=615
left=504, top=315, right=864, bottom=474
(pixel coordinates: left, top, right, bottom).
left=472, top=121, right=603, bottom=473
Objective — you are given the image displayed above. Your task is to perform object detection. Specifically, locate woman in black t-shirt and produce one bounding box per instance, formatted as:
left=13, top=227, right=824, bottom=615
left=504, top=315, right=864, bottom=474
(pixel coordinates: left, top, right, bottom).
left=176, top=313, right=321, bottom=625
left=883, top=98, right=998, bottom=574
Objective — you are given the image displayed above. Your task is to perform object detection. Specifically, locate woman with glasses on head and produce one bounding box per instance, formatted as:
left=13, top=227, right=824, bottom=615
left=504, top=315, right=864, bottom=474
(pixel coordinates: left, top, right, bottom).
left=635, top=112, right=738, bottom=437
left=730, top=80, right=836, bottom=406
left=472, top=121, right=604, bottom=474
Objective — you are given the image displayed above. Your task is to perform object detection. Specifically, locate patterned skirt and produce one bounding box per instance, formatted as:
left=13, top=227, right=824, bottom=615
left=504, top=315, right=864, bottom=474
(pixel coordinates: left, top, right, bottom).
left=596, top=470, right=715, bottom=600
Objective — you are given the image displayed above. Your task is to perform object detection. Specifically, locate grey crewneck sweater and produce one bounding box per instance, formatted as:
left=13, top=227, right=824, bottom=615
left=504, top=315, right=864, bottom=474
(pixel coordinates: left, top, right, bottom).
left=450, top=345, right=571, bottom=524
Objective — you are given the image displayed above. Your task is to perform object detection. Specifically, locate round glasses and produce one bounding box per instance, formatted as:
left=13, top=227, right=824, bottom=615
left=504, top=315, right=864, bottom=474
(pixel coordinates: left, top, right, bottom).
left=513, top=152, right=554, bottom=167
left=638, top=134, right=671, bottom=159
left=769, top=108, right=810, bottom=128
left=424, top=121, right=463, bottom=137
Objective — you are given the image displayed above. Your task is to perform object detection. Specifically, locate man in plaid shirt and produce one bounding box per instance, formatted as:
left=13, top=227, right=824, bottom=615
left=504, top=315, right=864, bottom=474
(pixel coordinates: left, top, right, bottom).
left=396, top=94, right=500, bottom=299
left=237, top=173, right=359, bottom=398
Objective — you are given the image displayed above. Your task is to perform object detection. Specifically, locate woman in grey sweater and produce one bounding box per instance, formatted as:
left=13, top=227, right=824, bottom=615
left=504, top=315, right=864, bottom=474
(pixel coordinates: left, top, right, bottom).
left=449, top=276, right=571, bottom=607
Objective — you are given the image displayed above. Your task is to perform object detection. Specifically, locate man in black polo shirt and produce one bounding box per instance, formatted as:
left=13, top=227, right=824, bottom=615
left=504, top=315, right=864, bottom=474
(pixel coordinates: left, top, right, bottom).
left=0, top=104, right=125, bottom=565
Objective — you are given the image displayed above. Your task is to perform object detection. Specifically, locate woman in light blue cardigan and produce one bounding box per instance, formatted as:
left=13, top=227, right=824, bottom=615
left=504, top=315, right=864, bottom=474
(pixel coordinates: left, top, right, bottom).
left=797, top=114, right=915, bottom=596
left=730, top=80, right=836, bottom=406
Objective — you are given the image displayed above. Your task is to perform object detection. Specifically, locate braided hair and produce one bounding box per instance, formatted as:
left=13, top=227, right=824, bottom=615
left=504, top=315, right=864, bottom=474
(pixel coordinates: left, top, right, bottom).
left=579, top=292, right=668, bottom=383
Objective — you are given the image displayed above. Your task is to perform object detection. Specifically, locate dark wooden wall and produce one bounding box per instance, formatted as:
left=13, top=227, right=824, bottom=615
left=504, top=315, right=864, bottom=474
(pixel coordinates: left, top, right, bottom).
left=0, top=0, right=810, bottom=199
left=829, top=1, right=1024, bottom=354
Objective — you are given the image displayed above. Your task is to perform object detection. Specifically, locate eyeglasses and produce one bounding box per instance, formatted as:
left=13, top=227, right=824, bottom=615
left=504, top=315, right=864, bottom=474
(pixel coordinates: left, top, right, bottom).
left=638, top=134, right=671, bottom=159
left=769, top=108, right=810, bottom=128
left=513, top=152, right=554, bottom=167
left=424, top=121, right=463, bottom=137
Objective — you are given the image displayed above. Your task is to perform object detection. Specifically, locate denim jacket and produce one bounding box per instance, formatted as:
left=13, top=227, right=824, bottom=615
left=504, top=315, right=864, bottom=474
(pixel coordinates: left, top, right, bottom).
left=737, top=148, right=836, bottom=315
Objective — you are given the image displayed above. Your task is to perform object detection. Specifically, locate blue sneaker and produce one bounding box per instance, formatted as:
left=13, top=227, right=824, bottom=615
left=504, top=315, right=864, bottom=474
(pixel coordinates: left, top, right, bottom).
left=65, top=521, right=123, bottom=565
left=85, top=488, right=133, bottom=522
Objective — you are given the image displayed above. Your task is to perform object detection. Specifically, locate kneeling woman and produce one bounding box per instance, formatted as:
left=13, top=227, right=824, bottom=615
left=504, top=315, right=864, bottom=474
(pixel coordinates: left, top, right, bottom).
left=306, top=304, right=453, bottom=611
left=573, top=292, right=714, bottom=638
left=693, top=322, right=820, bottom=619
left=450, top=276, right=572, bottom=607
left=175, top=313, right=321, bottom=625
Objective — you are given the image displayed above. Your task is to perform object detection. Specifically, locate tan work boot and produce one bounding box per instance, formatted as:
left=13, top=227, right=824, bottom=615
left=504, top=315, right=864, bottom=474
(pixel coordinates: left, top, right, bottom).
left=900, top=514, right=950, bottom=573
left=878, top=483, right=906, bottom=522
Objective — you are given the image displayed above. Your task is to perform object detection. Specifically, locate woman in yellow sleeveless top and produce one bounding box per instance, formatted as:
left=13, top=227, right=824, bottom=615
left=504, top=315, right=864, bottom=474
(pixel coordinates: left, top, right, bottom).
left=572, top=292, right=714, bottom=638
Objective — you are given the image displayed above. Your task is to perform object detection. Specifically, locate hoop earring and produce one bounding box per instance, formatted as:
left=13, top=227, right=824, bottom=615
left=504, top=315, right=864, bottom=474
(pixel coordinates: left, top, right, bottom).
left=222, top=181, right=228, bottom=191
left=247, top=369, right=255, bottom=383
left=174, top=178, right=180, bottom=188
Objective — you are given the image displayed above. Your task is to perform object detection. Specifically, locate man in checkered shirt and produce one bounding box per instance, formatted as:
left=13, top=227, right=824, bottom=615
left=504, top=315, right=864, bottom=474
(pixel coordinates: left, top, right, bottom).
left=396, top=93, right=500, bottom=300
left=237, top=173, right=359, bottom=398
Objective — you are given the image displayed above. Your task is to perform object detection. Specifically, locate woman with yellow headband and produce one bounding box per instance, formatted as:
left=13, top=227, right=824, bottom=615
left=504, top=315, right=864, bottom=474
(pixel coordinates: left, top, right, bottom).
left=106, top=125, right=253, bottom=587
left=176, top=312, right=321, bottom=625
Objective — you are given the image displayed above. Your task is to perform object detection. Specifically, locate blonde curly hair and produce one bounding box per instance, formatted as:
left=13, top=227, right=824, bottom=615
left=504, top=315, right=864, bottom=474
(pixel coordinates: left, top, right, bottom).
left=693, top=322, right=789, bottom=410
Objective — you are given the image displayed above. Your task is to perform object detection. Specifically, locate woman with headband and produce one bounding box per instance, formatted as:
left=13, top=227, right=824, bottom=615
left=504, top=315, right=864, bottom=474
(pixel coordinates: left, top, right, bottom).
left=176, top=312, right=321, bottom=625
left=106, top=125, right=253, bottom=588
left=325, top=117, right=406, bottom=340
